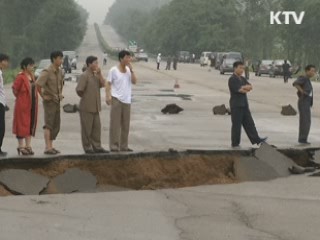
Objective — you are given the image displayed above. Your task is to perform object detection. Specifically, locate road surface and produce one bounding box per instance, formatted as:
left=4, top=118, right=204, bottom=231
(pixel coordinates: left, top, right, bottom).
left=0, top=25, right=320, bottom=240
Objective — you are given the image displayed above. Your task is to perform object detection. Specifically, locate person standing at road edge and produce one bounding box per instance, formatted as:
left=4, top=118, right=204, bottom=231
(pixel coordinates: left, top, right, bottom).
left=76, top=56, right=109, bottom=154
left=228, top=61, right=267, bottom=148
left=36, top=51, right=64, bottom=155
left=106, top=50, right=137, bottom=152
left=293, top=65, right=316, bottom=145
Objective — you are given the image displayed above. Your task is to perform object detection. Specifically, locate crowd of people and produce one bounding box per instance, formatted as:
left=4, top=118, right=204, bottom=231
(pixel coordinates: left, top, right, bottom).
left=0, top=50, right=136, bottom=156
left=0, top=50, right=317, bottom=157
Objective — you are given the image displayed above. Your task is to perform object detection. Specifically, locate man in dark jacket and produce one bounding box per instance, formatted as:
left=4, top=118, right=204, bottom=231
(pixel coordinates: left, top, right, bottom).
left=228, top=61, right=267, bottom=148
left=293, top=65, right=316, bottom=145
left=282, top=60, right=291, bottom=83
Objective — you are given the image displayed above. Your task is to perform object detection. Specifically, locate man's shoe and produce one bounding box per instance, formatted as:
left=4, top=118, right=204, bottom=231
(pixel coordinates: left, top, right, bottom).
left=232, top=145, right=241, bottom=150
left=94, top=148, right=109, bottom=154
left=120, top=148, right=133, bottom=152
left=0, top=151, right=7, bottom=157
left=258, top=137, right=268, bottom=145
left=85, top=149, right=95, bottom=154
left=110, top=149, right=120, bottom=153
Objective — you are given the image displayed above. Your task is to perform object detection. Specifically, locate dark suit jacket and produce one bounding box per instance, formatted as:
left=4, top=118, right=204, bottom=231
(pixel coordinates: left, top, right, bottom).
left=228, top=74, right=250, bottom=108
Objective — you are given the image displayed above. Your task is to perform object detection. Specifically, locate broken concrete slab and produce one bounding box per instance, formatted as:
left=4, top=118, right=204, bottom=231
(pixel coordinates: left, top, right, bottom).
left=234, top=157, right=279, bottom=181
left=212, top=104, right=230, bottom=115
left=255, top=143, right=298, bottom=177
left=0, top=169, right=49, bottom=195
left=161, top=104, right=183, bottom=114
left=48, top=168, right=97, bottom=194
left=63, top=104, right=78, bottom=113
left=288, top=165, right=316, bottom=175
left=281, top=104, right=297, bottom=116
left=312, top=150, right=320, bottom=164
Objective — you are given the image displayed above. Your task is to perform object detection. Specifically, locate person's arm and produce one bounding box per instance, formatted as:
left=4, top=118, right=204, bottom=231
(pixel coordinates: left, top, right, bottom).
left=229, top=76, right=249, bottom=94
left=105, top=82, right=112, bottom=105
left=12, top=74, right=23, bottom=97
left=96, top=68, right=106, bottom=88
left=127, top=63, right=137, bottom=84
left=36, top=70, right=50, bottom=100
left=293, top=77, right=306, bottom=95
left=76, top=74, right=88, bottom=97
left=105, top=69, right=113, bottom=105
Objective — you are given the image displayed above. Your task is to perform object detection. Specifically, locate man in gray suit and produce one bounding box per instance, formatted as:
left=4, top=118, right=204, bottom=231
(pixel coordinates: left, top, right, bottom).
left=293, top=65, right=316, bottom=145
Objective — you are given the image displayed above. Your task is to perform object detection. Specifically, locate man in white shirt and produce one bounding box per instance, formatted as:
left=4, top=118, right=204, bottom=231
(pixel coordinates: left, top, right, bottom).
left=0, top=54, right=10, bottom=156
left=156, top=53, right=161, bottom=70
left=106, top=50, right=137, bottom=152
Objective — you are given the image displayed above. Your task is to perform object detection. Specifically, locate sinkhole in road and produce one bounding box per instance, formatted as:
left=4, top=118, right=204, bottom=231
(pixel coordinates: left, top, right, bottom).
left=0, top=149, right=313, bottom=196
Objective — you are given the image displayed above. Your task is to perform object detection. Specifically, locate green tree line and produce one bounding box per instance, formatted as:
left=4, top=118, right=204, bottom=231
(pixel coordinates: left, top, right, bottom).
left=105, top=0, right=320, bottom=66
left=0, top=0, right=88, bottom=67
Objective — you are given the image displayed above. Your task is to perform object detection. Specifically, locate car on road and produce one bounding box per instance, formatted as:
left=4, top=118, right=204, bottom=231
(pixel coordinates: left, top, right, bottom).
left=177, top=51, right=191, bottom=63
left=269, top=60, right=292, bottom=78
left=219, top=52, right=243, bottom=74
left=220, top=58, right=238, bottom=74
left=256, top=60, right=273, bottom=76
left=63, top=50, right=78, bottom=70
left=135, top=52, right=148, bottom=62
left=35, top=59, right=51, bottom=79
left=200, top=51, right=212, bottom=67
left=225, top=52, right=243, bottom=62
left=215, top=52, right=227, bottom=69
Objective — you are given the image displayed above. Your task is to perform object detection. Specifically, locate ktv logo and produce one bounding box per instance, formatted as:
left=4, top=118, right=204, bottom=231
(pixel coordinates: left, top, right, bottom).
left=270, top=11, right=305, bottom=25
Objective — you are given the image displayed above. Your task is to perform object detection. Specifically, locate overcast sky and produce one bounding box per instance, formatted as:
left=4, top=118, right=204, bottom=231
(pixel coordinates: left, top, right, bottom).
left=75, top=0, right=115, bottom=24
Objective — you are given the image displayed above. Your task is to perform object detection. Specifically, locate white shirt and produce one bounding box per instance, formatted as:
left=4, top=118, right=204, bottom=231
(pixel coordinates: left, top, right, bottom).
left=107, top=66, right=132, bottom=104
left=157, top=56, right=161, bottom=63
left=0, top=70, right=6, bottom=106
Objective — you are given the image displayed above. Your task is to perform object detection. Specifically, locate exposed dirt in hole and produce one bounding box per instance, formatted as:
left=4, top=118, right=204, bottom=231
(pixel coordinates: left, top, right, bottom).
left=28, top=154, right=237, bottom=191
left=0, top=185, right=13, bottom=196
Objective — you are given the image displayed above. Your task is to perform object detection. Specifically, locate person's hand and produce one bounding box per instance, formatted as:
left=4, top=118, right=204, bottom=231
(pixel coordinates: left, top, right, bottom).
left=106, top=97, right=112, bottom=106
left=126, top=63, right=133, bottom=72
left=96, top=68, right=102, bottom=76
left=43, top=95, right=51, bottom=101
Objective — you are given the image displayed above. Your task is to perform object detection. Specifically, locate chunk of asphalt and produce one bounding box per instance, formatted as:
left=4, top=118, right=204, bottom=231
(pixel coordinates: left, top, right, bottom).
left=0, top=169, right=49, bottom=195
left=49, top=168, right=97, bottom=194
left=281, top=104, right=297, bottom=116
left=255, top=143, right=299, bottom=177
left=161, top=104, right=184, bottom=114
left=234, top=157, right=279, bottom=181
left=312, top=150, right=320, bottom=164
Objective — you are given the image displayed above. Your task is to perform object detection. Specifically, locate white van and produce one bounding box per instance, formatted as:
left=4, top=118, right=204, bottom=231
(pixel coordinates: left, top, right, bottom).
left=200, top=51, right=212, bottom=67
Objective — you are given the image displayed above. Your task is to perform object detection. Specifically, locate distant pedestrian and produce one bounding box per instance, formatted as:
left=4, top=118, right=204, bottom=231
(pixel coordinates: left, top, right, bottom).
left=228, top=61, right=267, bottom=148
left=156, top=53, right=161, bottom=70
left=36, top=51, right=64, bottom=155
left=192, top=53, right=196, bottom=63
left=0, top=53, right=10, bottom=157
left=293, top=65, right=316, bottom=145
left=76, top=56, right=108, bottom=154
left=12, top=57, right=38, bottom=156
left=166, top=56, right=172, bottom=70
left=63, top=55, right=70, bottom=73
left=103, top=52, right=108, bottom=66
left=282, top=60, right=291, bottom=83
left=106, top=50, right=137, bottom=152
left=173, top=55, right=178, bottom=70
